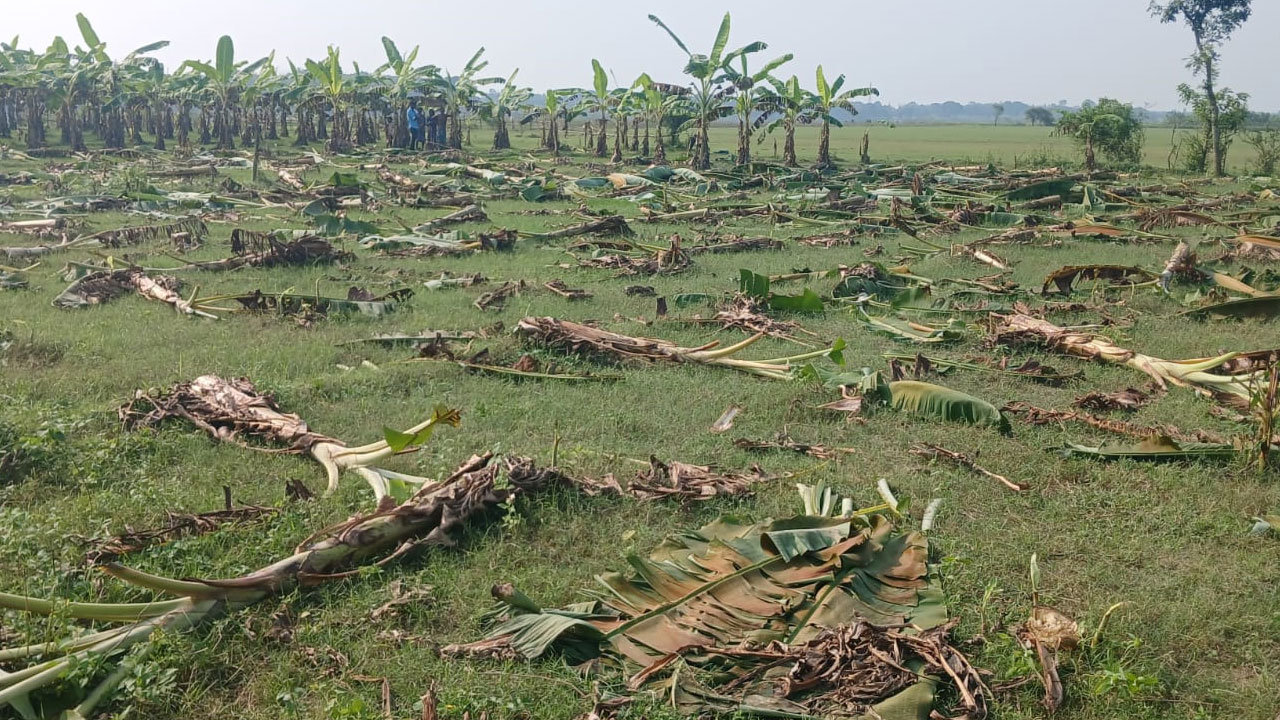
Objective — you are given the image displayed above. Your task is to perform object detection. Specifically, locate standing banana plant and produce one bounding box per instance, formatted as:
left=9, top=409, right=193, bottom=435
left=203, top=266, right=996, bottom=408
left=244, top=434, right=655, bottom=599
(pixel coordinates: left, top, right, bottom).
left=182, top=35, right=268, bottom=149
left=634, top=74, right=686, bottom=164
left=477, top=68, right=529, bottom=150
left=722, top=47, right=792, bottom=166
left=755, top=75, right=813, bottom=167
left=577, top=59, right=615, bottom=158
left=432, top=48, right=503, bottom=149
left=649, top=12, right=771, bottom=170
left=811, top=65, right=877, bottom=169
left=377, top=37, right=437, bottom=149
left=305, top=46, right=348, bottom=152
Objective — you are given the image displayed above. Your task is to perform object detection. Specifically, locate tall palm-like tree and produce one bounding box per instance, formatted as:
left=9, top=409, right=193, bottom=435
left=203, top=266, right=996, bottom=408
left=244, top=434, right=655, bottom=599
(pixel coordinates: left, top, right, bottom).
left=755, top=75, right=813, bottom=167
left=722, top=49, right=791, bottom=166
left=576, top=59, right=616, bottom=158
left=648, top=12, right=770, bottom=170
left=811, top=65, right=877, bottom=169
left=432, top=48, right=503, bottom=150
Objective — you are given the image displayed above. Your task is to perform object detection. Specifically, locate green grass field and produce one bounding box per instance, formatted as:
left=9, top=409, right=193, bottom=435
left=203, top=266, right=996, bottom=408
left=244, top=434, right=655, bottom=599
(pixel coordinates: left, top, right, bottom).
left=1, top=124, right=1278, bottom=720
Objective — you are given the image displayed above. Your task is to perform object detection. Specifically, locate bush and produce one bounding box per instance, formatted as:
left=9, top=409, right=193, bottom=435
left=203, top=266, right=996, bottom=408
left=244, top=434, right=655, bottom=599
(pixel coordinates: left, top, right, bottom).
left=1246, top=128, right=1280, bottom=176
left=1057, top=98, right=1145, bottom=169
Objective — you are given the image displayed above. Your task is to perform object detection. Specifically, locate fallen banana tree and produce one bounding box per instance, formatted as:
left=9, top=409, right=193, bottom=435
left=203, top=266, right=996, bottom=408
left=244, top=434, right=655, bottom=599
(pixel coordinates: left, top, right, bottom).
left=516, top=316, right=844, bottom=380
left=442, top=487, right=988, bottom=719
left=992, top=313, right=1269, bottom=407
left=53, top=267, right=218, bottom=318
left=0, top=453, right=567, bottom=720
left=118, top=375, right=456, bottom=503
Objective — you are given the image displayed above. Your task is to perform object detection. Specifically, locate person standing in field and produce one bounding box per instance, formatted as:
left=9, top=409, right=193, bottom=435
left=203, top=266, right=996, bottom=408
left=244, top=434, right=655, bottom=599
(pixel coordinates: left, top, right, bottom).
left=426, top=110, right=439, bottom=150
left=407, top=100, right=422, bottom=150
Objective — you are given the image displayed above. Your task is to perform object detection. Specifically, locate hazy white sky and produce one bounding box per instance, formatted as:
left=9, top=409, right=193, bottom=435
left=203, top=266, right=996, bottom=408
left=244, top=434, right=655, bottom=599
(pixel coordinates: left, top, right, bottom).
left=5, top=0, right=1277, bottom=109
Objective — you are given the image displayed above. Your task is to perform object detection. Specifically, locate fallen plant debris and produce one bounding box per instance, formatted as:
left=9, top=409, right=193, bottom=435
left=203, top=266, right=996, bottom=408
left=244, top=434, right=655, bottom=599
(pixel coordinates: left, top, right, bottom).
left=1072, top=387, right=1152, bottom=412
left=573, top=456, right=772, bottom=501
left=474, top=280, right=525, bottom=311
left=442, top=487, right=988, bottom=718
left=543, top=279, right=592, bottom=300
left=910, top=442, right=1027, bottom=491
left=1041, top=265, right=1156, bottom=296
left=733, top=435, right=856, bottom=460
left=1003, top=402, right=1231, bottom=445
left=119, top=375, right=457, bottom=502
left=53, top=267, right=217, bottom=318
left=518, top=316, right=844, bottom=380
left=0, top=453, right=570, bottom=719
left=81, top=495, right=278, bottom=565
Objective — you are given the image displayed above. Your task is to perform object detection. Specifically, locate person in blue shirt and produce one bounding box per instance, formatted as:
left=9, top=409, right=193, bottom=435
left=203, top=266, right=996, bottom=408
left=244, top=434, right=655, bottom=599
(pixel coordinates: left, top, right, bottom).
left=406, top=99, right=422, bottom=150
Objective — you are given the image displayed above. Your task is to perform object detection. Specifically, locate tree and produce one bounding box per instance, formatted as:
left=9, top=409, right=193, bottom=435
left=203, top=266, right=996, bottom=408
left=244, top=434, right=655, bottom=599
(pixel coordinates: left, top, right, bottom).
left=1150, top=0, right=1253, bottom=176
left=578, top=59, right=616, bottom=158
left=811, top=65, right=878, bottom=169
left=755, top=75, right=813, bottom=167
left=1176, top=83, right=1248, bottom=172
left=1056, top=98, right=1145, bottom=171
left=649, top=12, right=769, bottom=170
left=992, top=103, right=1005, bottom=126
left=1025, top=107, right=1055, bottom=126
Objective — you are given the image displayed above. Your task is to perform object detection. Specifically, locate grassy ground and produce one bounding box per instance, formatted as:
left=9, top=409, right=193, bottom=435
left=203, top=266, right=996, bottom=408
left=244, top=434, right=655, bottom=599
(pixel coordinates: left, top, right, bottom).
left=1, top=123, right=1278, bottom=720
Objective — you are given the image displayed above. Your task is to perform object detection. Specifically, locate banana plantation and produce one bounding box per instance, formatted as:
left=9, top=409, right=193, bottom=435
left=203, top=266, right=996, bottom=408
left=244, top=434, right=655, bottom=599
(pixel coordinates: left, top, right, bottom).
left=1, top=9, right=1278, bottom=720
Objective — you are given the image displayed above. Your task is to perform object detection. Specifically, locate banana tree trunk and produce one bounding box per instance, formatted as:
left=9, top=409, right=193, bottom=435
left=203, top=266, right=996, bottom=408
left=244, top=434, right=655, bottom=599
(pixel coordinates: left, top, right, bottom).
left=653, top=120, right=666, bottom=164
left=736, top=117, right=750, bottom=167
left=817, top=118, right=832, bottom=168
left=448, top=109, right=463, bottom=149
left=783, top=124, right=797, bottom=167
left=595, top=118, right=608, bottom=157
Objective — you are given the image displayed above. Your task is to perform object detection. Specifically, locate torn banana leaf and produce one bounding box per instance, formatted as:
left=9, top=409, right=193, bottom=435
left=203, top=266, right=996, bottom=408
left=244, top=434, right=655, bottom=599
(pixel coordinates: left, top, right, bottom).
left=738, top=269, right=824, bottom=313
left=1181, top=295, right=1280, bottom=320
left=857, top=309, right=965, bottom=344
left=218, top=289, right=412, bottom=317
left=889, top=380, right=1011, bottom=433
left=1059, top=436, right=1242, bottom=461
left=1041, top=265, right=1156, bottom=295
left=446, top=513, right=961, bottom=718
left=1003, top=178, right=1076, bottom=201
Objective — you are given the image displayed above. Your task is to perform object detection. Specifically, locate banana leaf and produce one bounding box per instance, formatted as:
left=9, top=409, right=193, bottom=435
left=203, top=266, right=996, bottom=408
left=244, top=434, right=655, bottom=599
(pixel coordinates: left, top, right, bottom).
left=1181, top=295, right=1280, bottom=320
left=739, top=269, right=824, bottom=313
left=1041, top=265, right=1156, bottom=295
left=451, top=513, right=949, bottom=716
left=1003, top=178, right=1076, bottom=201
left=888, top=380, right=1011, bottom=433
left=1059, top=436, right=1241, bottom=461
left=223, top=289, right=411, bottom=317
left=858, top=310, right=965, bottom=344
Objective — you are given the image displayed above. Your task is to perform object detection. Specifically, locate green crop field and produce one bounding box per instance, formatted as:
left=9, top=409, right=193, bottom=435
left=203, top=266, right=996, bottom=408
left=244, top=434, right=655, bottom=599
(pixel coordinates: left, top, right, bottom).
left=2, top=13, right=1279, bottom=720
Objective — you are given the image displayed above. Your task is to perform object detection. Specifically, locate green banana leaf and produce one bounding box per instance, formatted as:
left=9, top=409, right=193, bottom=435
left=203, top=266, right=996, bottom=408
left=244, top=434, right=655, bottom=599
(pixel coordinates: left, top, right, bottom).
left=1182, top=295, right=1280, bottom=320
left=1060, top=436, right=1241, bottom=461
left=858, top=310, right=965, bottom=344
left=1003, top=178, right=1076, bottom=201
left=888, top=380, right=1011, bottom=433
left=226, top=289, right=411, bottom=317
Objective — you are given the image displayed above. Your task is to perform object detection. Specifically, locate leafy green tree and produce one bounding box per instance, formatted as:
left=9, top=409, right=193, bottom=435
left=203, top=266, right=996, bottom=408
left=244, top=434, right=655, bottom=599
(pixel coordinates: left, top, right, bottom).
left=992, top=103, right=1005, bottom=126
left=377, top=37, right=437, bottom=149
left=1176, top=83, right=1248, bottom=172
left=1150, top=0, right=1253, bottom=176
left=634, top=75, right=686, bottom=164
left=1056, top=98, right=1145, bottom=171
left=811, top=65, right=877, bottom=168
left=1025, top=107, right=1055, bottom=126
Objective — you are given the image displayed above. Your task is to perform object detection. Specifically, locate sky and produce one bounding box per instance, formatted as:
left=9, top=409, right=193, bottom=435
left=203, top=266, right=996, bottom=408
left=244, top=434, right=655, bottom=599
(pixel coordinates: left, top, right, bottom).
left=5, top=0, right=1278, bottom=110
